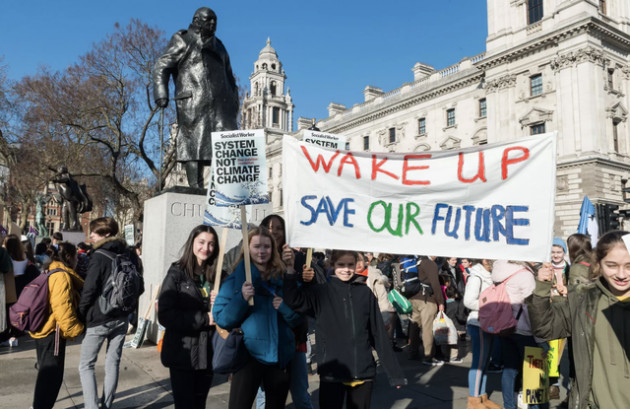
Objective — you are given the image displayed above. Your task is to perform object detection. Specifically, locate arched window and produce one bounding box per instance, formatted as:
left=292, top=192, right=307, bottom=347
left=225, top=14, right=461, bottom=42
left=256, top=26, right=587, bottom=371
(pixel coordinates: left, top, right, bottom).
left=270, top=81, right=277, bottom=96
left=271, top=63, right=276, bottom=70
left=262, top=63, right=268, bottom=70
left=254, top=82, right=259, bottom=96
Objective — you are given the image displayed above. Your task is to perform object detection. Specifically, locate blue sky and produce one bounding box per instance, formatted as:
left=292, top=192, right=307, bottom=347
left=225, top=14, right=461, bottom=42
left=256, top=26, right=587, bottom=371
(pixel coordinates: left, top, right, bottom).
left=1, top=0, right=487, bottom=124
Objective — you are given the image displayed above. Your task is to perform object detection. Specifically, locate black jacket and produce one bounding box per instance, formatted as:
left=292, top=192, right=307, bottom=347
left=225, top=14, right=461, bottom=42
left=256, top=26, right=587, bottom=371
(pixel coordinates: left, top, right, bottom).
left=79, top=238, right=133, bottom=327
left=283, top=274, right=406, bottom=386
left=158, top=263, right=215, bottom=370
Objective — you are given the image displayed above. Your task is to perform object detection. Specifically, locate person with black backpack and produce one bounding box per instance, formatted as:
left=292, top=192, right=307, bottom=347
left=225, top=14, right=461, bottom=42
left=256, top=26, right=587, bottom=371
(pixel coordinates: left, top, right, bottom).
left=29, top=242, right=84, bottom=409
left=78, top=217, right=143, bottom=409
left=407, top=255, right=445, bottom=366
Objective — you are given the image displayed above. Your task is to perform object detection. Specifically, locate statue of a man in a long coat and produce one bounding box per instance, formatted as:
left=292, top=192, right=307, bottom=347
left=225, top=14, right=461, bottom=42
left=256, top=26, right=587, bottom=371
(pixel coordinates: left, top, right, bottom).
left=153, top=7, right=239, bottom=189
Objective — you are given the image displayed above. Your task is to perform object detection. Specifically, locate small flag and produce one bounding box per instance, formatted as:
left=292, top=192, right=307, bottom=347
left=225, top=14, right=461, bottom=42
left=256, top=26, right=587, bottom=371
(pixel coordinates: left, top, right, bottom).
left=29, top=225, right=38, bottom=236
left=577, top=196, right=598, bottom=245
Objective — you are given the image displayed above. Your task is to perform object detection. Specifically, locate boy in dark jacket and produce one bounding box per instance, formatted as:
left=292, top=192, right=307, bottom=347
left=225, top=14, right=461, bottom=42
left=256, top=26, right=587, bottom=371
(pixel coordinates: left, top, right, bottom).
left=78, top=217, right=143, bottom=409
left=284, top=249, right=406, bottom=409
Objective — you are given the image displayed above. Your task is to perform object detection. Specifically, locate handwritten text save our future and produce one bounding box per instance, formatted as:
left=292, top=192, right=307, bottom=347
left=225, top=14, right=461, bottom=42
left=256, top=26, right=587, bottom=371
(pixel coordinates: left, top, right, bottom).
left=297, top=145, right=532, bottom=246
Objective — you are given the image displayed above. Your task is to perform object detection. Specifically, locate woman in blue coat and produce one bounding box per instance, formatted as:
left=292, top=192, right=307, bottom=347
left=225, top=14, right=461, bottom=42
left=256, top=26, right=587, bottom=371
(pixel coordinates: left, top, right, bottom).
left=213, top=227, right=301, bottom=409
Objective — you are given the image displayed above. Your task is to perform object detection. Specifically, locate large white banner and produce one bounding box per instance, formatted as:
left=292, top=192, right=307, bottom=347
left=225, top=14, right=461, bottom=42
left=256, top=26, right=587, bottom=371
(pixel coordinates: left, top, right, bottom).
left=283, top=133, right=557, bottom=262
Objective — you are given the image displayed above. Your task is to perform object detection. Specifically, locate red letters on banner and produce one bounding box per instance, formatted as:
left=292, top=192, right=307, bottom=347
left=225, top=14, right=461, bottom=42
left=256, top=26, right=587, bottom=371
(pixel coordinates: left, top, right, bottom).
left=300, top=145, right=530, bottom=185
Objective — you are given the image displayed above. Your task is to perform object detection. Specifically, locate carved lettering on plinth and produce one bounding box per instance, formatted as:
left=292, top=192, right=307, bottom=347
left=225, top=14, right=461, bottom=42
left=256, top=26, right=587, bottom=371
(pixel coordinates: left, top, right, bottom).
left=170, top=202, right=203, bottom=218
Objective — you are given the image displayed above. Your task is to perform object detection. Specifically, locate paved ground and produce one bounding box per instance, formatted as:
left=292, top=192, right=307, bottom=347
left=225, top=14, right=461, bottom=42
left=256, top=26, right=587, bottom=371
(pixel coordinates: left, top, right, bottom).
left=0, top=334, right=568, bottom=408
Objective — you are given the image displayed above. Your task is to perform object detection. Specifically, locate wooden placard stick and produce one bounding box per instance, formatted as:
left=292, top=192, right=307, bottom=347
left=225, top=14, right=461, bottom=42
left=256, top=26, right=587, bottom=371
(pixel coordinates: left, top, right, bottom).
left=305, top=248, right=313, bottom=269
left=209, top=227, right=229, bottom=326
left=240, top=205, right=254, bottom=306
left=213, top=227, right=229, bottom=294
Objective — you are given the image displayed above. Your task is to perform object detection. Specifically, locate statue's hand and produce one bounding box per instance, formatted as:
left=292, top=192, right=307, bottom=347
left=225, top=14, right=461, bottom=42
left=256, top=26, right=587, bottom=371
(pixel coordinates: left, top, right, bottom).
left=156, top=98, right=169, bottom=108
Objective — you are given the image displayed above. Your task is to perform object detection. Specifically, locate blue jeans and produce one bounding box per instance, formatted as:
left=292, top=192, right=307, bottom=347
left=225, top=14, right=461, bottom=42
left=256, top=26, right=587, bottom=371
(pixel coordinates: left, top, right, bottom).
left=256, top=351, right=312, bottom=409
left=79, top=319, right=127, bottom=409
left=501, top=333, right=549, bottom=409
left=467, top=324, right=493, bottom=397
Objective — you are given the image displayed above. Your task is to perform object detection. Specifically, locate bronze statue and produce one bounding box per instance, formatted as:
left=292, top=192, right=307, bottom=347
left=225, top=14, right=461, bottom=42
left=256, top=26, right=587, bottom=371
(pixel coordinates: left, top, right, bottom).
left=153, top=7, right=239, bottom=189
left=51, top=166, right=92, bottom=231
left=35, top=195, right=49, bottom=237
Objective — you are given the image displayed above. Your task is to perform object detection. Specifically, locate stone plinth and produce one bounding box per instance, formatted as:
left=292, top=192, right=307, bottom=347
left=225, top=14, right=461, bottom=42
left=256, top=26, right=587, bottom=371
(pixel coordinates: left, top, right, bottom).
left=60, top=231, right=87, bottom=246
left=139, top=191, right=272, bottom=343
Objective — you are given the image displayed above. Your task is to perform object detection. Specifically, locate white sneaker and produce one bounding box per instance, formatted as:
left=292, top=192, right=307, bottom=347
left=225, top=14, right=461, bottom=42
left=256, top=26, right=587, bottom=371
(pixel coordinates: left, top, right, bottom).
left=1, top=338, right=18, bottom=347
left=516, top=391, right=527, bottom=409
left=422, top=358, right=444, bottom=366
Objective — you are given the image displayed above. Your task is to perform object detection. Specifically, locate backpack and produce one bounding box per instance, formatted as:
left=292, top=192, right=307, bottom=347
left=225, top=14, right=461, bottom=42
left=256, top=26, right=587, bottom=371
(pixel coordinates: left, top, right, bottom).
left=400, top=256, right=421, bottom=297
left=478, top=270, right=525, bottom=335
left=9, top=268, right=64, bottom=332
left=97, top=249, right=142, bottom=314
left=399, top=257, right=434, bottom=298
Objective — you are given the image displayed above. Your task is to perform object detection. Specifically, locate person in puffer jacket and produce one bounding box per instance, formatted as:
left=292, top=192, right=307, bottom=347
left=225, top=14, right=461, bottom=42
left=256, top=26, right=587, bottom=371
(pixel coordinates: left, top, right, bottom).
left=30, top=242, right=84, bottom=409
left=462, top=259, right=501, bottom=409
left=527, top=230, right=630, bottom=409
left=213, top=227, right=302, bottom=409
left=158, top=225, right=221, bottom=409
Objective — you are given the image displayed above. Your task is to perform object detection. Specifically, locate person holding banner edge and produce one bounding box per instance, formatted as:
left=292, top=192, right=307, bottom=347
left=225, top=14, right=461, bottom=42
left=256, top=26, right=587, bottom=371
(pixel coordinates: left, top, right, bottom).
left=158, top=225, right=220, bottom=409
left=283, top=250, right=407, bottom=409
left=527, top=230, right=630, bottom=409
left=213, top=227, right=302, bottom=409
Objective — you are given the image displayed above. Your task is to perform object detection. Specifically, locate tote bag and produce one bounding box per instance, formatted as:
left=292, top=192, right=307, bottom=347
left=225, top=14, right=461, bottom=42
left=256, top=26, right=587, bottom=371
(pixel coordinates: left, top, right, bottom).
left=211, top=326, right=250, bottom=374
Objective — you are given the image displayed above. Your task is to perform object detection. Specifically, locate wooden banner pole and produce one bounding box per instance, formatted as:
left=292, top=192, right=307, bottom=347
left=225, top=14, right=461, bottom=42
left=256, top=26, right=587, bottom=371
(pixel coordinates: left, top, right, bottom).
left=305, top=248, right=313, bottom=269
left=240, top=206, right=253, bottom=306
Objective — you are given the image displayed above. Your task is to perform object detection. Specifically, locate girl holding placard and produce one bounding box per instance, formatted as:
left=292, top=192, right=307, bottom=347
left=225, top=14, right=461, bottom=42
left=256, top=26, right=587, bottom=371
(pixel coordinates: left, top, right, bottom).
left=213, top=227, right=302, bottom=409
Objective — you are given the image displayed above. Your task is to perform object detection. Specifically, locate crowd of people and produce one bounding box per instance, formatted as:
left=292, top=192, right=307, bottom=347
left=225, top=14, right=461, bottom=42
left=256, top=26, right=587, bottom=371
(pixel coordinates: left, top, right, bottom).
left=156, top=215, right=629, bottom=409
left=1, top=215, right=629, bottom=409
left=0, top=218, right=143, bottom=409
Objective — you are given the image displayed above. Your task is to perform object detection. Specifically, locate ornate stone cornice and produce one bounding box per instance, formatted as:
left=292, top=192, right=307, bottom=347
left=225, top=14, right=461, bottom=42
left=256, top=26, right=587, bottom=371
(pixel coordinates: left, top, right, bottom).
left=477, top=18, right=630, bottom=71
left=557, top=155, right=630, bottom=172
left=550, top=46, right=605, bottom=71
left=485, top=74, right=517, bottom=92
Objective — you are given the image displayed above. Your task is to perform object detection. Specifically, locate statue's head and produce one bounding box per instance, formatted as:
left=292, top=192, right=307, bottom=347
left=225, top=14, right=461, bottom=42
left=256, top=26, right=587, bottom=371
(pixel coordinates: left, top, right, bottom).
left=192, top=7, right=217, bottom=37
left=57, top=165, right=68, bottom=174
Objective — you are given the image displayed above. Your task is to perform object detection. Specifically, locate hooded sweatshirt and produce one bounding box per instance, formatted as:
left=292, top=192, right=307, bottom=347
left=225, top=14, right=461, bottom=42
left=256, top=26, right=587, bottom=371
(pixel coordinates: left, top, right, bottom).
left=463, top=263, right=493, bottom=327
left=590, top=279, right=630, bottom=409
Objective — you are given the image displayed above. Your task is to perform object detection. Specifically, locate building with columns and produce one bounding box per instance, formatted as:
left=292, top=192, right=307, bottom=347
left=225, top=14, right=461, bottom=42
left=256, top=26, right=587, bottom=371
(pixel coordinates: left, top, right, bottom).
left=285, top=0, right=630, bottom=238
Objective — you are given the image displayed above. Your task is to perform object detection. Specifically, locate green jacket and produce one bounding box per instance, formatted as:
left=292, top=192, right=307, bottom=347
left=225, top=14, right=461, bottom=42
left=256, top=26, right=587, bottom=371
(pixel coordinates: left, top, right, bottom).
left=527, top=279, right=606, bottom=409
left=568, top=254, right=591, bottom=286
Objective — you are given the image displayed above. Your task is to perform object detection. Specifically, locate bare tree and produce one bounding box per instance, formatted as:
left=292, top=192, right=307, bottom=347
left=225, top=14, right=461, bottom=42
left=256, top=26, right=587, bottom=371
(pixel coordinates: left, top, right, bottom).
left=13, top=20, right=174, bottom=221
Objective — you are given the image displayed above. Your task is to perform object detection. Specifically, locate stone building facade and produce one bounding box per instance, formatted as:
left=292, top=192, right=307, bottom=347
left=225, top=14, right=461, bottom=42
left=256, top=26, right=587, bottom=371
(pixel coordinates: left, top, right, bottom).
left=286, top=0, right=630, bottom=239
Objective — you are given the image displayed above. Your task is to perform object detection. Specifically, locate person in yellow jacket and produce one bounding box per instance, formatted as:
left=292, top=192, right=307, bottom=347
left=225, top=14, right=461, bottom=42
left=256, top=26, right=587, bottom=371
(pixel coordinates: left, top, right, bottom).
left=30, top=242, right=84, bottom=409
